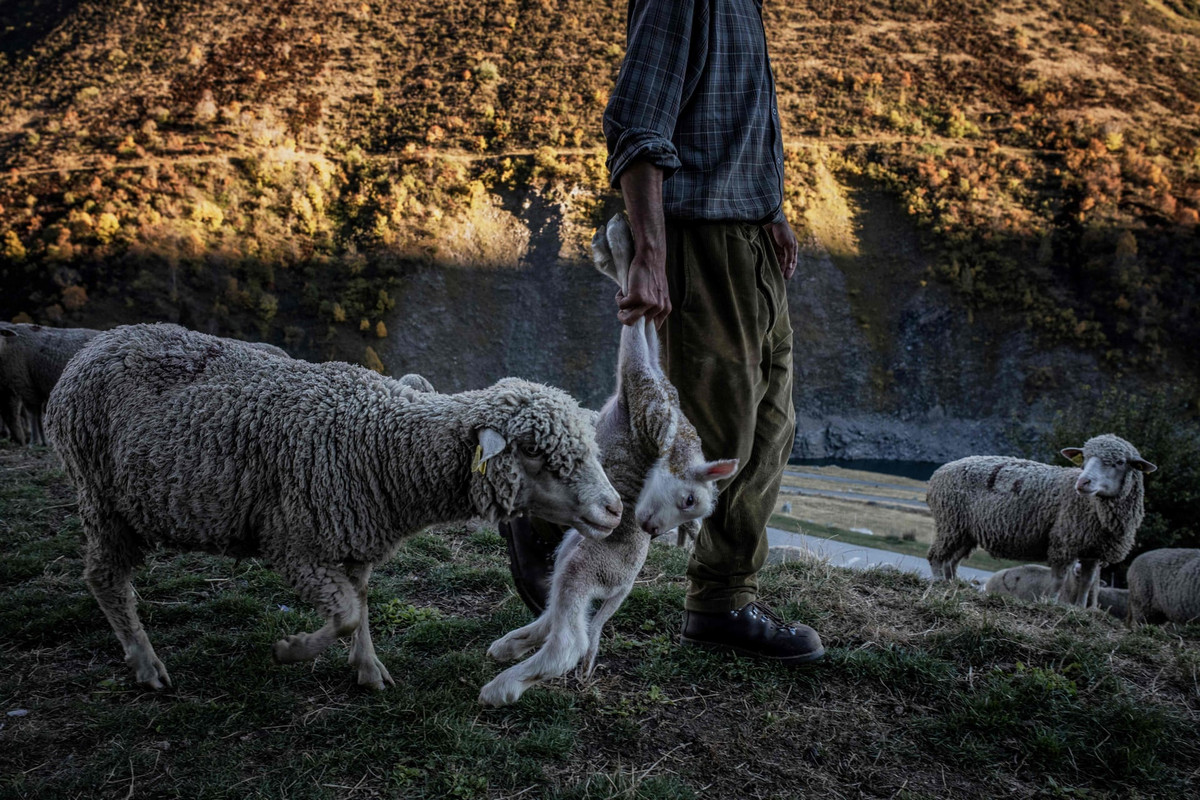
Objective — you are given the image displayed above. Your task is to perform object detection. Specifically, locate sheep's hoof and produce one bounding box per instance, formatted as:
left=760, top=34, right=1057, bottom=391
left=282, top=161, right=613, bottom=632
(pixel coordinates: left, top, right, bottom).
left=479, top=675, right=524, bottom=707
left=355, top=656, right=395, bottom=691
left=126, top=646, right=172, bottom=690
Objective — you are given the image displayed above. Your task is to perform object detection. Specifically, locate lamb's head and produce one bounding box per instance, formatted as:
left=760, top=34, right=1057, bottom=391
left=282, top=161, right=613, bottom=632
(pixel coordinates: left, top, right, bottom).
left=1062, top=434, right=1156, bottom=498
left=634, top=412, right=738, bottom=539
left=468, top=378, right=622, bottom=540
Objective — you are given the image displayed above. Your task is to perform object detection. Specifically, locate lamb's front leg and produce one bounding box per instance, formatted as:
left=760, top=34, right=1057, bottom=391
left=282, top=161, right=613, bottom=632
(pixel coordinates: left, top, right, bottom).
left=479, top=595, right=590, bottom=707
left=580, top=586, right=632, bottom=680
left=346, top=562, right=394, bottom=690
left=487, top=612, right=553, bottom=663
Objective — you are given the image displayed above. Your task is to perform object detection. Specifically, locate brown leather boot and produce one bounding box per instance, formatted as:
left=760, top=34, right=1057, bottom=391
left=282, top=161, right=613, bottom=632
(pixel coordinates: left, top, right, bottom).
left=499, top=516, right=566, bottom=615
left=681, top=601, right=825, bottom=664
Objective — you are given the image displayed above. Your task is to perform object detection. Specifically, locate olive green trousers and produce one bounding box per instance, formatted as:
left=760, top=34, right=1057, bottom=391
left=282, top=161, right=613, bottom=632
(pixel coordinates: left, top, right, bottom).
left=660, top=221, right=795, bottom=613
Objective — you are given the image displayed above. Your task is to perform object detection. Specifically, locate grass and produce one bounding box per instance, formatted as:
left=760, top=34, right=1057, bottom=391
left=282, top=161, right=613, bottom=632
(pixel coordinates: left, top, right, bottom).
left=2, top=442, right=1198, bottom=798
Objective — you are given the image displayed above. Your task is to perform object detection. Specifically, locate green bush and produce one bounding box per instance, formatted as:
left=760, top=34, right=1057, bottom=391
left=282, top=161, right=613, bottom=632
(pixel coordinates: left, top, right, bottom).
left=1029, top=386, right=1200, bottom=568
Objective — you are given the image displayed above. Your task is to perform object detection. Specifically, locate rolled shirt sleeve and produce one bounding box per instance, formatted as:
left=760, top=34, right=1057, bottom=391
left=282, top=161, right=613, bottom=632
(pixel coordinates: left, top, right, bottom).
left=603, top=0, right=698, bottom=187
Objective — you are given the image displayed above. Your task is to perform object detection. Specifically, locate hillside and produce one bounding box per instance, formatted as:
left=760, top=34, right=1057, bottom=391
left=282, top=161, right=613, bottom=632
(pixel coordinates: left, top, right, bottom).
left=2, top=442, right=1199, bottom=799
left=1, top=0, right=1199, bottom=451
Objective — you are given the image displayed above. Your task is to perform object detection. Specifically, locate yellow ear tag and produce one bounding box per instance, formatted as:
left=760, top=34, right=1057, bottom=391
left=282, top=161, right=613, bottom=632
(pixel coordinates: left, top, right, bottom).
left=471, top=445, right=487, bottom=475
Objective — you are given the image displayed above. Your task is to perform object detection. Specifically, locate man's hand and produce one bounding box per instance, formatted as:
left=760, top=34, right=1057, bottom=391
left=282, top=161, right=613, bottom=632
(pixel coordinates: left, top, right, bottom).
left=765, top=217, right=799, bottom=280
left=618, top=161, right=671, bottom=327
left=617, top=245, right=671, bottom=328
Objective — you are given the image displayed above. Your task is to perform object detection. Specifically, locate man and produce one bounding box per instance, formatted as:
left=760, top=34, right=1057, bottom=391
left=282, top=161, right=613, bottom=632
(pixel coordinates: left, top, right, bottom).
left=503, top=0, right=823, bottom=664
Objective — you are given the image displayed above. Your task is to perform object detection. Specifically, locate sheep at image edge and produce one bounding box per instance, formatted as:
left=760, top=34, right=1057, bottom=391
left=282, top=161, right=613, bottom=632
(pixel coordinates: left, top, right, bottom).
left=0, top=322, right=102, bottom=446
left=1126, top=548, right=1200, bottom=624
left=927, top=434, right=1156, bottom=606
left=45, top=323, right=621, bottom=691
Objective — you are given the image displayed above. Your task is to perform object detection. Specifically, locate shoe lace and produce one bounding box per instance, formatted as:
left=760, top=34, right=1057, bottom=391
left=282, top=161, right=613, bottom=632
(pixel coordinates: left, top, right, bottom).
left=743, top=601, right=787, bottom=627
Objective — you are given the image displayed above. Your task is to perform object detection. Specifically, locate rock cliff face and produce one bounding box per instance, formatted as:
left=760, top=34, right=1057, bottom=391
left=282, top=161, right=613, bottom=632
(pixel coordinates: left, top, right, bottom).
left=380, top=181, right=1106, bottom=463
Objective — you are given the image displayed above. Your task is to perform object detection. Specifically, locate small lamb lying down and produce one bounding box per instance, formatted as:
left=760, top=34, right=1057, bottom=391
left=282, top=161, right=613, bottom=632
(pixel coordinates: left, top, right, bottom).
left=479, top=215, right=738, bottom=707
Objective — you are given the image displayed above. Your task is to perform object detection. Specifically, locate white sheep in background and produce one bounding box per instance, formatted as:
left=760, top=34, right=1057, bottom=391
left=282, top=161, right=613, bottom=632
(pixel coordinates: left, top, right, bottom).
left=927, top=434, right=1156, bottom=606
left=479, top=215, right=739, bottom=707
left=0, top=322, right=101, bottom=446
left=45, top=323, right=621, bottom=691
left=1126, top=548, right=1200, bottom=624
left=983, top=562, right=1128, bottom=619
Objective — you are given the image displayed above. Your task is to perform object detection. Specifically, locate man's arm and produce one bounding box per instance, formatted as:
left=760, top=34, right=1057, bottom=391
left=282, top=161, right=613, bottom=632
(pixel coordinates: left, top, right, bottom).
left=617, top=161, right=670, bottom=327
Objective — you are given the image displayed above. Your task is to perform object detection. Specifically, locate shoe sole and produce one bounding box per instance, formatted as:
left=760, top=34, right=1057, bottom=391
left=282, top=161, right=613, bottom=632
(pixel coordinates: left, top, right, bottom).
left=679, top=636, right=826, bottom=664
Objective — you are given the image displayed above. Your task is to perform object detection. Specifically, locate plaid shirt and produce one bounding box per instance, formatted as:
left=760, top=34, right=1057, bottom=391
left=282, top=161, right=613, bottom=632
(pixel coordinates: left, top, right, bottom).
left=603, top=0, right=785, bottom=224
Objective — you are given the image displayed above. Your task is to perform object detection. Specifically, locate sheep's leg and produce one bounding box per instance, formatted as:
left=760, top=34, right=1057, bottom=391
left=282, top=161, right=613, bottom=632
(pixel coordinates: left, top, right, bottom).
left=272, top=562, right=361, bottom=665
left=345, top=562, right=393, bottom=690
left=927, top=529, right=974, bottom=581
left=30, top=407, right=45, bottom=446
left=479, top=594, right=590, bottom=707
left=1059, top=559, right=1100, bottom=607
left=0, top=394, right=25, bottom=447
left=487, top=612, right=554, bottom=663
left=579, top=587, right=631, bottom=680
left=80, top=507, right=170, bottom=689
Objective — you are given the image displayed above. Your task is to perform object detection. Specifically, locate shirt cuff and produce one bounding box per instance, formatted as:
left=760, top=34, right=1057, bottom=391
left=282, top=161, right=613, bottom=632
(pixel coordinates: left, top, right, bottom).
left=768, top=206, right=786, bottom=225
left=606, top=128, right=682, bottom=189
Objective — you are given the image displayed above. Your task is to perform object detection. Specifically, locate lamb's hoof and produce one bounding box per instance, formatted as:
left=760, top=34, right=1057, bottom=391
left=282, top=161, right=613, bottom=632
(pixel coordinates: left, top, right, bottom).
left=486, top=637, right=529, bottom=663
left=272, top=635, right=313, bottom=664
left=479, top=675, right=524, bottom=707
left=355, top=656, right=395, bottom=691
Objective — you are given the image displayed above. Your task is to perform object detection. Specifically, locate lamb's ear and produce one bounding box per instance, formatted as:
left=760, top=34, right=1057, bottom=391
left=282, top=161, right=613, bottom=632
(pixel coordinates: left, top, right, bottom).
left=690, top=459, right=739, bottom=482
left=1130, top=458, right=1157, bottom=473
left=1060, top=448, right=1084, bottom=466
left=0, top=328, right=16, bottom=338
left=476, top=428, right=508, bottom=465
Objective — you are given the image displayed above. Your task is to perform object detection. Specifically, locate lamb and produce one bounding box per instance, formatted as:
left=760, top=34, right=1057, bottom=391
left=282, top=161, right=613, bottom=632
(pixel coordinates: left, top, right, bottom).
left=45, top=322, right=621, bottom=690
left=478, top=215, right=738, bottom=707
left=985, top=563, right=1131, bottom=620
left=1126, top=548, right=1200, bottom=624
left=927, top=434, right=1156, bottom=606
left=0, top=322, right=101, bottom=446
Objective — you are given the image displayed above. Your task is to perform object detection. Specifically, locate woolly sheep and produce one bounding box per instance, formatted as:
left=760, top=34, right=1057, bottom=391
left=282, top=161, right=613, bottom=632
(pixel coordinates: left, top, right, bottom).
left=1097, top=586, right=1129, bottom=621
left=1127, top=548, right=1200, bottom=624
left=0, top=322, right=101, bottom=446
left=479, top=215, right=738, bottom=707
left=985, top=563, right=1129, bottom=620
left=927, top=435, right=1156, bottom=606
left=45, top=323, right=621, bottom=690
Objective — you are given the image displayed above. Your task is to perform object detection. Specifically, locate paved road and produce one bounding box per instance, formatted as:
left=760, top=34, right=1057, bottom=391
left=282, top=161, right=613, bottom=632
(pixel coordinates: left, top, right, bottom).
left=783, top=469, right=927, bottom=495
left=778, top=484, right=929, bottom=510
left=766, top=526, right=992, bottom=586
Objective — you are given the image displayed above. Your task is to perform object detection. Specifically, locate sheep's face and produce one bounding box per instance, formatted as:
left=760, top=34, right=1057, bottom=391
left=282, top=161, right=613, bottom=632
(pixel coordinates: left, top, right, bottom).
left=475, top=380, right=621, bottom=539
left=509, top=433, right=622, bottom=540
left=1062, top=435, right=1157, bottom=498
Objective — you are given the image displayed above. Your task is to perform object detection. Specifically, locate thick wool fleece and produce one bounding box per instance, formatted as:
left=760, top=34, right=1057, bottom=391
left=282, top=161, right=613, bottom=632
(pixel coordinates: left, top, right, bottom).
left=46, top=323, right=601, bottom=572
left=927, top=435, right=1147, bottom=569
left=0, top=322, right=101, bottom=442
left=1127, top=549, right=1200, bottom=624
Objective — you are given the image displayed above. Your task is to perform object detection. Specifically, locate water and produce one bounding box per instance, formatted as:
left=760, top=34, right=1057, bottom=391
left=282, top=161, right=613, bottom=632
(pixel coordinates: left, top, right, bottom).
left=788, top=458, right=944, bottom=482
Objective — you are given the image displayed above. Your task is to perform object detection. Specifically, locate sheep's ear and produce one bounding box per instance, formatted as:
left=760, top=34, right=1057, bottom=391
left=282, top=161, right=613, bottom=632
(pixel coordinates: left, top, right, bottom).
left=1130, top=458, right=1157, bottom=474
left=691, top=459, right=739, bottom=482
left=476, top=428, right=508, bottom=465
left=1060, top=448, right=1084, bottom=466
left=0, top=328, right=16, bottom=338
